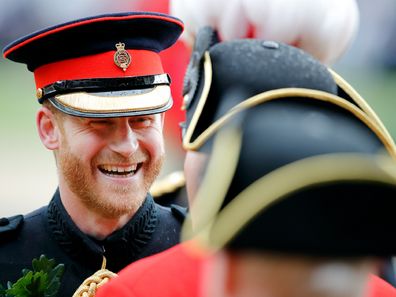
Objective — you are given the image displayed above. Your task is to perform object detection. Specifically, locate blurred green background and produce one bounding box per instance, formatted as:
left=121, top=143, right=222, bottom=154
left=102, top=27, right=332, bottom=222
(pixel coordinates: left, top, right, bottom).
left=0, top=0, right=395, bottom=216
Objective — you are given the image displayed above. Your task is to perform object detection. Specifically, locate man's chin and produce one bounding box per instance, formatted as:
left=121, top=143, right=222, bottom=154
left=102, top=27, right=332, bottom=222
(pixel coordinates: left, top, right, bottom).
left=90, top=199, right=138, bottom=219
left=91, top=188, right=147, bottom=217
left=96, top=206, right=134, bottom=220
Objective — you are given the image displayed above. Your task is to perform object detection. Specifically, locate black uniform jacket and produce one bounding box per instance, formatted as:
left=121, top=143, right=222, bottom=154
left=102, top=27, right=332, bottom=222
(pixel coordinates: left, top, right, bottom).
left=0, top=189, right=184, bottom=296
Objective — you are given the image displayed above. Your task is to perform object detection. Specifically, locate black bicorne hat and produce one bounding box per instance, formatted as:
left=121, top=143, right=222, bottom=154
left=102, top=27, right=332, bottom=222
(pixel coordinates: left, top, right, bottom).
left=181, top=28, right=396, bottom=257
left=181, top=27, right=395, bottom=152
left=181, top=91, right=396, bottom=256
left=185, top=96, right=396, bottom=256
left=206, top=152, right=396, bottom=257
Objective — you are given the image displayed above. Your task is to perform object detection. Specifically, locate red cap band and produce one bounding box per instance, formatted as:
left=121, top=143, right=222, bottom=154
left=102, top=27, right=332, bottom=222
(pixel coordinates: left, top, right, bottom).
left=34, top=49, right=164, bottom=88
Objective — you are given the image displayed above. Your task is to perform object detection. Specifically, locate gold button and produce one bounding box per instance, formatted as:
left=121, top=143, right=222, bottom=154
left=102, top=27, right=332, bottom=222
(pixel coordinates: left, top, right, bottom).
left=36, top=88, right=43, bottom=99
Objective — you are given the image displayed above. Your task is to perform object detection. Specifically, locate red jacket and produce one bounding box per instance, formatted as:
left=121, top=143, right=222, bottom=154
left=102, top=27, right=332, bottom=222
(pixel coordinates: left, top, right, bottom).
left=96, top=243, right=396, bottom=297
left=97, top=243, right=204, bottom=297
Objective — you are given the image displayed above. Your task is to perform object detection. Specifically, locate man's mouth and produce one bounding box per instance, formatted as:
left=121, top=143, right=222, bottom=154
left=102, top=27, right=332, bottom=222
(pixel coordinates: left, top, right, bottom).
left=98, top=163, right=142, bottom=178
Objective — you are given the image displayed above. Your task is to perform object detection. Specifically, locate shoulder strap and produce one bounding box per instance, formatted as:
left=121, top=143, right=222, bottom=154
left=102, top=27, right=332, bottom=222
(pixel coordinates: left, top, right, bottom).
left=0, top=214, right=24, bottom=237
left=150, top=171, right=186, bottom=198
left=170, top=204, right=188, bottom=223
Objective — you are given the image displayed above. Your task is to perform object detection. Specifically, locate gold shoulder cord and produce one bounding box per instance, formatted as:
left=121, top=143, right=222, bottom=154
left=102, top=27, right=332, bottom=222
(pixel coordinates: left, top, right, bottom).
left=150, top=171, right=186, bottom=198
left=72, top=256, right=117, bottom=297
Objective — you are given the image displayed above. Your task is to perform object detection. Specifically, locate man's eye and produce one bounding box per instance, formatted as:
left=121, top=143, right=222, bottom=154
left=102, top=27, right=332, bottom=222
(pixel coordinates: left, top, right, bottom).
left=130, top=117, right=153, bottom=128
left=90, top=120, right=111, bottom=127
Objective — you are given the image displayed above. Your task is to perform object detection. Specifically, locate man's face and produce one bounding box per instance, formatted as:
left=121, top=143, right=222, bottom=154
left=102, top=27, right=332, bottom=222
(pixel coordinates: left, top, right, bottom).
left=204, top=252, right=375, bottom=297
left=184, top=150, right=209, bottom=206
left=55, top=113, right=165, bottom=219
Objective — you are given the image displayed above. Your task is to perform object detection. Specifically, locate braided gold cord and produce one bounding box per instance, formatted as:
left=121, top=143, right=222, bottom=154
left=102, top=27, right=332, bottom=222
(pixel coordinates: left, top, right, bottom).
left=72, top=257, right=117, bottom=297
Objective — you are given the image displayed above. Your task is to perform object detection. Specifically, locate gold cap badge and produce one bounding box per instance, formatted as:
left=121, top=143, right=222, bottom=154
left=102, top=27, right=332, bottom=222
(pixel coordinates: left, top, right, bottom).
left=114, top=42, right=131, bottom=71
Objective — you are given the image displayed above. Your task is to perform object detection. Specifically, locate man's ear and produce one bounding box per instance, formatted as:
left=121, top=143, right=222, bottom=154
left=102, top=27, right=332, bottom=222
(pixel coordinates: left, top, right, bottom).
left=36, top=106, right=61, bottom=150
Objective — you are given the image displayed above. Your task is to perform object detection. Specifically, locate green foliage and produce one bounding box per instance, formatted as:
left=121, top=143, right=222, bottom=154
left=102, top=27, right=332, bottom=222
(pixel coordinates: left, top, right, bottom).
left=0, top=255, right=64, bottom=297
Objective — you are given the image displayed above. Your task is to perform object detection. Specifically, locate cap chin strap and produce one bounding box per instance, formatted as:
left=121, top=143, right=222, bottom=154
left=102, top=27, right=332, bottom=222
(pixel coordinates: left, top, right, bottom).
left=48, top=85, right=173, bottom=118
left=37, top=74, right=170, bottom=103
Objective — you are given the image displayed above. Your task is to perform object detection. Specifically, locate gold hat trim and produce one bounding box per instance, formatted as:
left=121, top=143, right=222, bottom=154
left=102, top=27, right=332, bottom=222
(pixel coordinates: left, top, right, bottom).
left=189, top=153, right=396, bottom=250
left=54, top=85, right=171, bottom=113
left=182, top=123, right=243, bottom=242
left=183, top=87, right=396, bottom=160
left=328, top=68, right=394, bottom=143
left=150, top=171, right=186, bottom=198
left=182, top=51, right=213, bottom=146
left=182, top=53, right=396, bottom=156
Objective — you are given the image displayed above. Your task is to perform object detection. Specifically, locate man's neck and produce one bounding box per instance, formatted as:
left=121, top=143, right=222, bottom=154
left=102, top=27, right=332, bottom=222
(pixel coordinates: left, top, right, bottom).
left=58, top=185, right=134, bottom=240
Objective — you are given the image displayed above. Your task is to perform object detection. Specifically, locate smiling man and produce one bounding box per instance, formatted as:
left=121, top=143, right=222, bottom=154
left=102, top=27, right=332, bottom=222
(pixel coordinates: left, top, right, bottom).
left=43, top=107, right=165, bottom=237
left=0, top=12, right=184, bottom=297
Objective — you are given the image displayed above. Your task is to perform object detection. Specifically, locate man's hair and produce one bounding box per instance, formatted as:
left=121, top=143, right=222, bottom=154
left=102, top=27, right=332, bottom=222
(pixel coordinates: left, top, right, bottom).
left=42, top=100, right=65, bottom=130
left=41, top=100, right=66, bottom=164
left=42, top=100, right=60, bottom=116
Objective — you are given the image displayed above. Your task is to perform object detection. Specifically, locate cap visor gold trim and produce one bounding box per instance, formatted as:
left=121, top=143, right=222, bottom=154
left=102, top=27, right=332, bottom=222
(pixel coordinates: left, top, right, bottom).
left=54, top=85, right=171, bottom=114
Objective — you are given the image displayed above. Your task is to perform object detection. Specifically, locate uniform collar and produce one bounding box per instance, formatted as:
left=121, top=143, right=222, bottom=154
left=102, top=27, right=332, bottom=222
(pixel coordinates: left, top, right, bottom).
left=47, top=189, right=158, bottom=270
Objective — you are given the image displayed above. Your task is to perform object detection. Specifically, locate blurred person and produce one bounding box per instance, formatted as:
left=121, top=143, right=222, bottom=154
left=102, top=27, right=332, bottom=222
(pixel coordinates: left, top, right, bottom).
left=0, top=12, right=186, bottom=297
left=170, top=0, right=359, bottom=65
left=131, top=0, right=190, bottom=151
left=96, top=29, right=396, bottom=297
left=201, top=151, right=396, bottom=297
left=140, top=0, right=362, bottom=208
left=169, top=0, right=396, bottom=282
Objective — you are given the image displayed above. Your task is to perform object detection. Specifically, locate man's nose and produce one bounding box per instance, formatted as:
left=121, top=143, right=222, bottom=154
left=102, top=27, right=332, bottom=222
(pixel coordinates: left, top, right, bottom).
left=109, top=124, right=139, bottom=158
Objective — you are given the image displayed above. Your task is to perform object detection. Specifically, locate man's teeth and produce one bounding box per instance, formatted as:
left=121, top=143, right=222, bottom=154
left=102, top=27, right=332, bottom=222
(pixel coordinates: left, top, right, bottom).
left=99, top=164, right=139, bottom=176
left=102, top=164, right=137, bottom=172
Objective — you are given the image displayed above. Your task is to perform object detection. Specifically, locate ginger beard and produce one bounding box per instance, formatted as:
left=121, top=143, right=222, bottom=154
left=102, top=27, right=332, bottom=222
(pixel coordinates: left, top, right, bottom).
left=57, top=140, right=164, bottom=219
